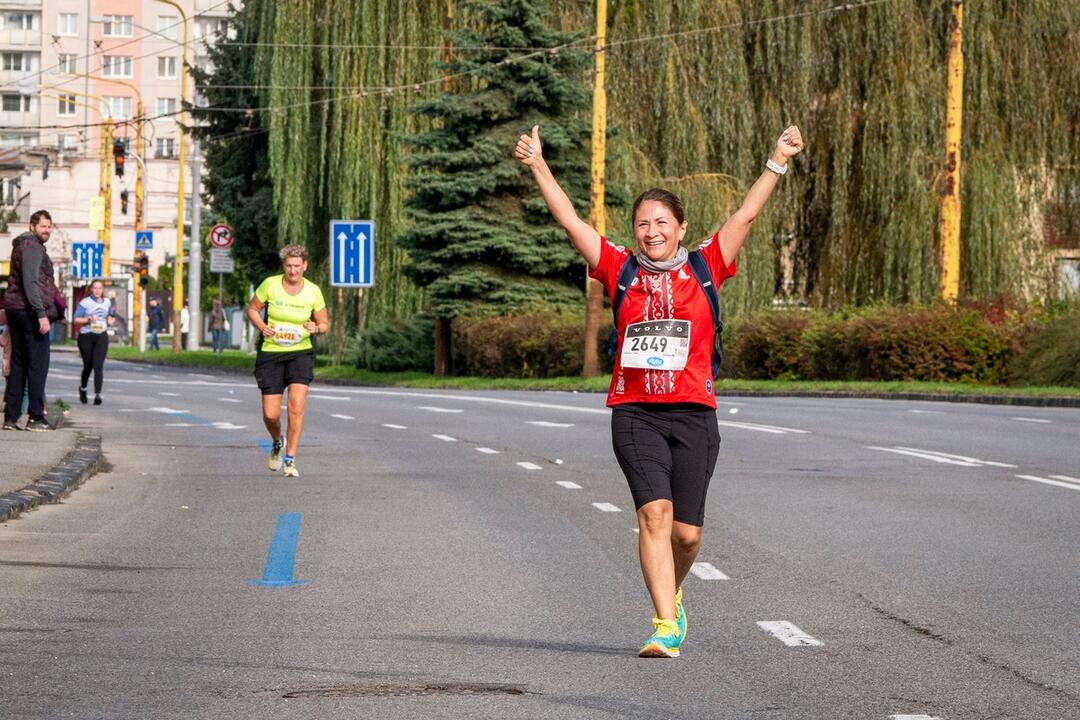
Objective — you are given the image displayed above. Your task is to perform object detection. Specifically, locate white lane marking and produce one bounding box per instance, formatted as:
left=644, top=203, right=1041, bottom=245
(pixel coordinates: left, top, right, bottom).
left=907, top=409, right=944, bottom=414
left=164, top=423, right=195, bottom=427
left=633, top=528, right=640, bottom=534
left=517, top=462, right=542, bottom=470
left=1017, top=474, right=1080, bottom=492
left=592, top=502, right=621, bottom=512
left=526, top=421, right=576, bottom=428
left=756, top=621, right=823, bottom=647
left=717, top=420, right=810, bottom=435
left=432, top=434, right=457, bottom=442
left=310, top=394, right=351, bottom=401
left=1011, top=416, right=1051, bottom=423
left=211, top=422, right=247, bottom=430
left=331, top=414, right=354, bottom=420
left=417, top=406, right=464, bottom=413
left=555, top=480, right=582, bottom=489
left=218, top=398, right=242, bottom=403
left=475, top=447, right=500, bottom=454
left=149, top=407, right=187, bottom=415
left=893, top=446, right=1017, bottom=468
left=1049, top=474, right=1080, bottom=483
left=690, top=562, right=730, bottom=580
left=159, top=392, right=180, bottom=397
left=890, top=715, right=942, bottom=720
left=866, top=446, right=1015, bottom=468
left=117, top=409, right=138, bottom=412
left=382, top=423, right=407, bottom=429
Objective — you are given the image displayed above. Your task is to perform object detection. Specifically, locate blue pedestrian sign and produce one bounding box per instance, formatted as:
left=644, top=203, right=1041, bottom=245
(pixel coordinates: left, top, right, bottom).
left=71, top=242, right=104, bottom=279
left=329, top=220, right=374, bottom=287
left=135, top=230, right=153, bottom=251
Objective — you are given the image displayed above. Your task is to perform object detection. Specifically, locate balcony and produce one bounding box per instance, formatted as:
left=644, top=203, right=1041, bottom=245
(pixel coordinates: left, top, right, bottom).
left=0, top=28, right=40, bottom=48
left=0, top=107, right=35, bottom=126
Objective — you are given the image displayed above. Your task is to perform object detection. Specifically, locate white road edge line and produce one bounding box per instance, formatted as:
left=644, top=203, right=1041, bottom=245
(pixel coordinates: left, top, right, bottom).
left=475, top=447, right=500, bottom=454
left=555, top=480, right=582, bottom=489
left=756, top=621, right=822, bottom=647
left=1010, top=417, right=1051, bottom=423
left=381, top=423, right=407, bottom=429
left=432, top=434, right=457, bottom=442
left=516, top=462, right=542, bottom=470
left=1017, top=474, right=1080, bottom=492
left=592, top=502, right=621, bottom=512
left=690, top=562, right=729, bottom=580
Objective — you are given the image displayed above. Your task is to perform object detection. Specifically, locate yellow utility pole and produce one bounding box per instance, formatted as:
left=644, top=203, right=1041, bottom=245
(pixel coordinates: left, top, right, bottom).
left=101, top=116, right=113, bottom=275
left=582, top=0, right=608, bottom=376
left=156, top=0, right=189, bottom=352
left=939, top=0, right=964, bottom=301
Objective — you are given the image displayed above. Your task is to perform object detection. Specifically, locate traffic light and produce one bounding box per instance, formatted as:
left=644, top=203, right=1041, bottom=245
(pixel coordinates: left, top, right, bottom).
left=113, top=140, right=125, bottom=177
left=120, top=189, right=129, bottom=215
left=136, top=251, right=149, bottom=287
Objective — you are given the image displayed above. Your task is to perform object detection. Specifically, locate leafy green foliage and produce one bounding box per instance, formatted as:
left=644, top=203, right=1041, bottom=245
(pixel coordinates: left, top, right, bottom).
left=346, top=316, right=435, bottom=372
left=1008, top=309, right=1080, bottom=387
left=399, top=0, right=594, bottom=318
left=453, top=310, right=585, bottom=377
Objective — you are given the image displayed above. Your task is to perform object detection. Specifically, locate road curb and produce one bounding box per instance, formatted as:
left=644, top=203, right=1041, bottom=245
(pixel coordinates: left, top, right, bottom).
left=0, top=434, right=102, bottom=523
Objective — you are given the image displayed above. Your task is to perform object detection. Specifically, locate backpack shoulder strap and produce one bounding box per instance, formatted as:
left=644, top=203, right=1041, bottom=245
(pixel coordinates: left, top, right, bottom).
left=611, top=254, right=640, bottom=323
left=686, top=250, right=720, bottom=328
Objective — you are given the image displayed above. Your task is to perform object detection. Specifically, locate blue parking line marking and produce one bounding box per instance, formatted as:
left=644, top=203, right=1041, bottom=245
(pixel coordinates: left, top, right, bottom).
left=250, top=512, right=308, bottom=588
left=256, top=439, right=272, bottom=452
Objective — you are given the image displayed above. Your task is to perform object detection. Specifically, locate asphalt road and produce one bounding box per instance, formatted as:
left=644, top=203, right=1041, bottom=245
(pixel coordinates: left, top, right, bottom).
left=1, top=353, right=1078, bottom=719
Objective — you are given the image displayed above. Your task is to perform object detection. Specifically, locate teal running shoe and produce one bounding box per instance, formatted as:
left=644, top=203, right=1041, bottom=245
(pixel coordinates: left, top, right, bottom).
left=638, top=618, right=682, bottom=658
left=675, top=586, right=687, bottom=643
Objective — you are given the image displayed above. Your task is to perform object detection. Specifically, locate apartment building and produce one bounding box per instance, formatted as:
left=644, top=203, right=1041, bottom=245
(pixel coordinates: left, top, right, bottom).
left=0, top=0, right=228, bottom=284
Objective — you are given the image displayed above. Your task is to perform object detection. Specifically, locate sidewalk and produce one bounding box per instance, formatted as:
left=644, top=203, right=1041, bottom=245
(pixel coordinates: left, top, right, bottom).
left=1, top=424, right=81, bottom=495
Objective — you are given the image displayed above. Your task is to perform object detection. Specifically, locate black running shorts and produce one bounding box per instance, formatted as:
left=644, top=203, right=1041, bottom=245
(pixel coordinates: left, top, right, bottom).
left=254, top=349, right=315, bottom=395
left=610, top=403, right=721, bottom=526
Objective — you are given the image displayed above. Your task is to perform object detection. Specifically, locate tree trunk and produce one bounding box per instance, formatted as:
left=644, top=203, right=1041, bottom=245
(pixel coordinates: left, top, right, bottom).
left=582, top=277, right=605, bottom=375
left=434, top=316, right=451, bottom=376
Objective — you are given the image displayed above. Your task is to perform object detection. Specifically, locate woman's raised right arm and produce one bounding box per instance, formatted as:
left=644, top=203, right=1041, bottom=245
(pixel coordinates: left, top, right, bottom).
left=515, top=126, right=602, bottom=270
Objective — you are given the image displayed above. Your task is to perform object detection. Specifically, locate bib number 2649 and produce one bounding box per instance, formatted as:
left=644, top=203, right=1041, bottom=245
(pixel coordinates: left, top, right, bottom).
left=620, top=320, right=691, bottom=371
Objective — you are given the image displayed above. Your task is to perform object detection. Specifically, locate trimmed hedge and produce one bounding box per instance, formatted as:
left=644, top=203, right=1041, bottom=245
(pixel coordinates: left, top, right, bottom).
left=348, top=316, right=435, bottom=372
left=453, top=311, right=585, bottom=378
left=1008, top=309, right=1080, bottom=387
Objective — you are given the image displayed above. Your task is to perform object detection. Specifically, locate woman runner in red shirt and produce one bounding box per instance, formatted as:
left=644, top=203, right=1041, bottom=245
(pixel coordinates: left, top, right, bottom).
left=516, top=124, right=803, bottom=657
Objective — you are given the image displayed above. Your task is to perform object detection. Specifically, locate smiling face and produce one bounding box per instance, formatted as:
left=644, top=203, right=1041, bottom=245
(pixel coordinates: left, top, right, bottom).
left=633, top=199, right=687, bottom=263
left=282, top=255, right=307, bottom=283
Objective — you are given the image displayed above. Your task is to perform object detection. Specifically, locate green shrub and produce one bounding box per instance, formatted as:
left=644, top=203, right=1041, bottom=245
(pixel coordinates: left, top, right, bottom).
left=1008, top=309, right=1080, bottom=387
left=727, top=312, right=810, bottom=379
left=453, top=311, right=585, bottom=378
left=347, top=316, right=435, bottom=372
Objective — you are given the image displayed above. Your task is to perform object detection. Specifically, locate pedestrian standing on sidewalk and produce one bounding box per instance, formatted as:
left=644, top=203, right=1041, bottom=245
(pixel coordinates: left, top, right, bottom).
left=246, top=244, right=329, bottom=479
left=516, top=123, right=804, bottom=657
left=73, top=279, right=115, bottom=405
left=2, top=210, right=59, bottom=432
left=0, top=307, right=11, bottom=380
left=208, top=298, right=226, bottom=353
left=147, top=299, right=166, bottom=351
left=180, top=299, right=190, bottom=349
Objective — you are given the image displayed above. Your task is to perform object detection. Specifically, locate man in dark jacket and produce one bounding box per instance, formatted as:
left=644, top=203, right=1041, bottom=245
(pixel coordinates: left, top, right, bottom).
left=147, top=299, right=166, bottom=351
left=2, top=210, right=58, bottom=431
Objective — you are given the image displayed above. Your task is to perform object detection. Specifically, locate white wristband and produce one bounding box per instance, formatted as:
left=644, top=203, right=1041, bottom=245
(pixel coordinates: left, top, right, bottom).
left=766, top=158, right=788, bottom=176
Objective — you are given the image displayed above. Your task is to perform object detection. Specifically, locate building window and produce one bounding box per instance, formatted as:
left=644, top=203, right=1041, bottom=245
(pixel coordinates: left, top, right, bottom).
left=59, top=135, right=78, bottom=151
left=156, top=97, right=177, bottom=116
left=157, top=56, right=177, bottom=79
left=57, top=95, right=77, bottom=116
left=102, top=55, right=133, bottom=78
left=157, top=16, right=178, bottom=41
left=156, top=138, right=176, bottom=159
left=5, top=13, right=34, bottom=30
left=2, top=52, right=26, bottom=71
left=58, top=13, right=78, bottom=36
left=2, top=94, right=21, bottom=112
left=0, top=134, right=34, bottom=148
left=102, top=15, right=133, bottom=37
left=101, top=96, right=132, bottom=119
left=58, top=54, right=77, bottom=74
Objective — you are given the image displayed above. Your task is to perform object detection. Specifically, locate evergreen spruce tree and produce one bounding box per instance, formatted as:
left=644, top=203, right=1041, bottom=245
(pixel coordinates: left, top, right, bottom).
left=189, top=0, right=280, bottom=281
left=399, top=0, right=597, bottom=370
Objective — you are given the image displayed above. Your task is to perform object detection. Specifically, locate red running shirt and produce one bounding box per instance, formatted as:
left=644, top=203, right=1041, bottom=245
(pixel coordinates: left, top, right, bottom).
left=589, top=233, right=736, bottom=408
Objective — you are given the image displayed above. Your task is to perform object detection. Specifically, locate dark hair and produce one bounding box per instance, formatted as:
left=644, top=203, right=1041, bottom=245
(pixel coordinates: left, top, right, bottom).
left=29, top=209, right=52, bottom=226
left=631, top=188, right=685, bottom=225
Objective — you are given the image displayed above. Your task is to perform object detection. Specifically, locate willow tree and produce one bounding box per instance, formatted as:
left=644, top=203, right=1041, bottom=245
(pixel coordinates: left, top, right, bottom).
left=552, top=0, right=1080, bottom=311
left=398, top=0, right=594, bottom=373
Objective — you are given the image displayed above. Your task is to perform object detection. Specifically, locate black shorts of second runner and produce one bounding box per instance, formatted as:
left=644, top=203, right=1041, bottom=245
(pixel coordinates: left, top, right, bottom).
left=254, top=349, right=315, bottom=395
left=611, top=403, right=721, bottom=526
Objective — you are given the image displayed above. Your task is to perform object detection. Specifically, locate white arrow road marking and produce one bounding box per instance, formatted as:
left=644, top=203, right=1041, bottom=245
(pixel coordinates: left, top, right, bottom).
left=717, top=420, right=810, bottom=435
left=432, top=434, right=457, bottom=442
left=516, top=462, right=542, bottom=470
left=756, top=621, right=822, bottom=647
left=592, top=502, right=621, bottom=512
left=417, top=406, right=464, bottom=413
left=475, top=447, right=499, bottom=454
left=382, top=424, right=407, bottom=429
left=1017, top=475, right=1080, bottom=492
left=1010, top=417, right=1051, bottom=423
left=555, top=480, right=582, bottom=489
left=331, top=414, right=354, bottom=420
left=526, top=421, right=576, bottom=428
left=690, top=562, right=729, bottom=580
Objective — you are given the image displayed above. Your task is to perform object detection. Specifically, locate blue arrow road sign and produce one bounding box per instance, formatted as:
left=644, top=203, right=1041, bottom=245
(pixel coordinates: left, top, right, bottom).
left=329, top=220, right=374, bottom=287
left=71, top=242, right=104, bottom=279
left=135, top=230, right=153, bottom=250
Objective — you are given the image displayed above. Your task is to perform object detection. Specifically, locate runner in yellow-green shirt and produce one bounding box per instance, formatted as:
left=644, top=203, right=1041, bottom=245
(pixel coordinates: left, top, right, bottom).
left=245, top=244, right=330, bottom=478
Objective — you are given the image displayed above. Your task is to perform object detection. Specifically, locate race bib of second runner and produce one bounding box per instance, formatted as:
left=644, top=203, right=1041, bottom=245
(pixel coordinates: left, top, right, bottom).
left=90, top=318, right=107, bottom=334
left=620, top=320, right=691, bottom=371
left=271, top=323, right=305, bottom=347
